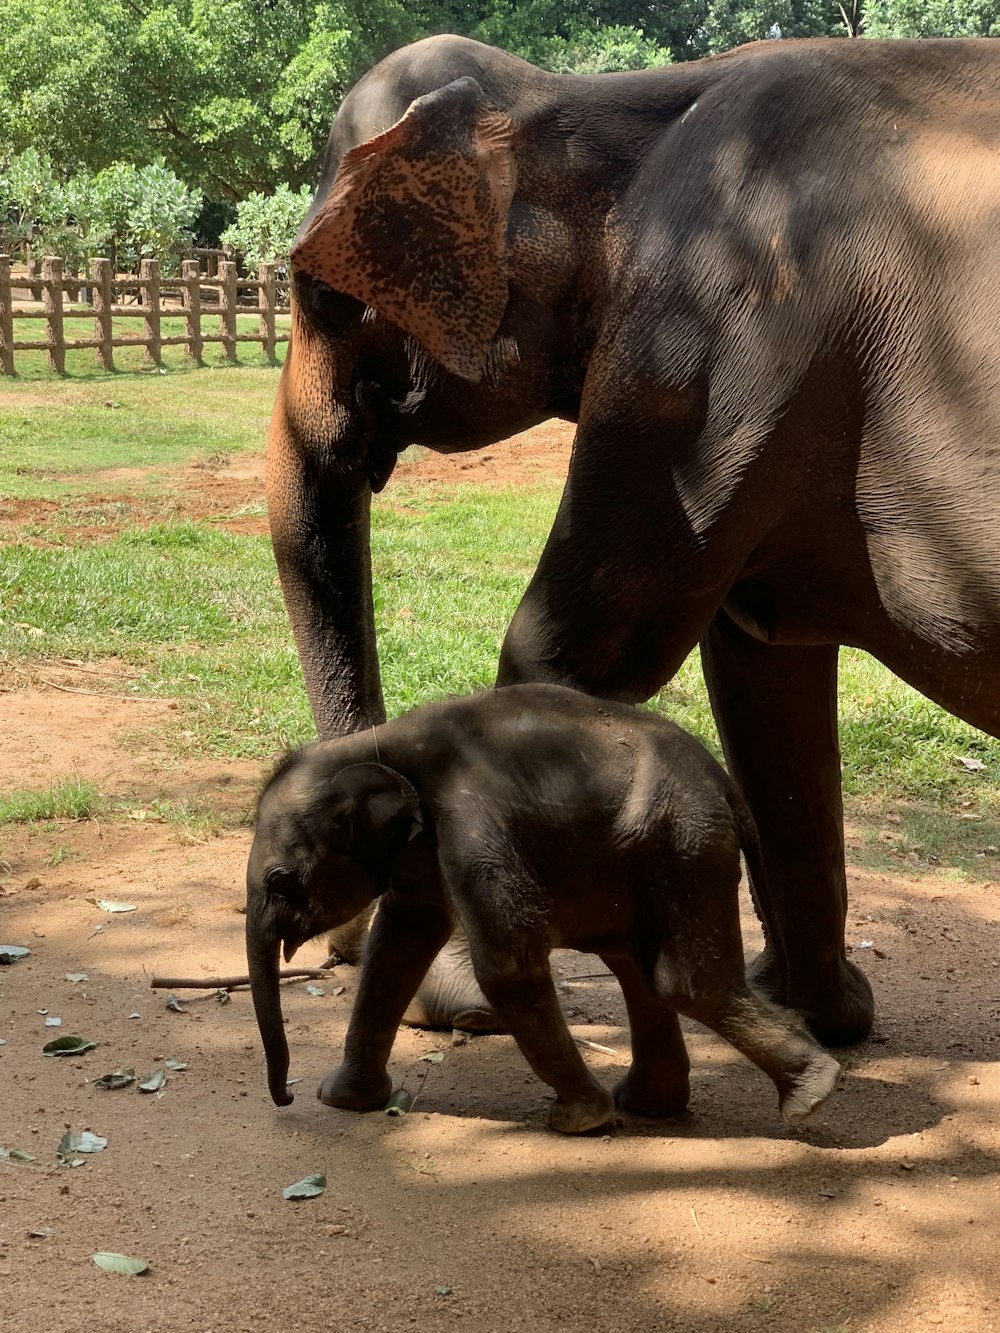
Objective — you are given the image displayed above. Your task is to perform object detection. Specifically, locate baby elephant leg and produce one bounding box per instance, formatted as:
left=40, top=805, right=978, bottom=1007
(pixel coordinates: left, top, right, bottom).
left=654, top=890, right=840, bottom=1125
left=470, top=939, right=614, bottom=1134
left=601, top=953, right=691, bottom=1117
left=318, top=894, right=451, bottom=1111
left=681, top=984, right=842, bottom=1124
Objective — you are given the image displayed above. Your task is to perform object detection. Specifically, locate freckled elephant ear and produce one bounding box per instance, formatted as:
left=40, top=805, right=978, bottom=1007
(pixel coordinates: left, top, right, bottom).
left=291, top=77, right=517, bottom=384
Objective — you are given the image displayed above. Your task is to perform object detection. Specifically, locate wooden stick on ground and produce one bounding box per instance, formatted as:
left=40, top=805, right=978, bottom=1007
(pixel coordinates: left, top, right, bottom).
left=150, top=968, right=337, bottom=991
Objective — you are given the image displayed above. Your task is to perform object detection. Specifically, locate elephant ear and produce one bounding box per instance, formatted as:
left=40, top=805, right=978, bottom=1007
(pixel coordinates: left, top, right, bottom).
left=326, top=763, right=424, bottom=867
left=291, top=77, right=517, bottom=383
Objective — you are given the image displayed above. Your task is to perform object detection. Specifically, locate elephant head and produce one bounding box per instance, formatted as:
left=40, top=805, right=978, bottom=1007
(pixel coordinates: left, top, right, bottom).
left=267, top=36, right=620, bottom=741
left=246, top=754, right=423, bottom=1105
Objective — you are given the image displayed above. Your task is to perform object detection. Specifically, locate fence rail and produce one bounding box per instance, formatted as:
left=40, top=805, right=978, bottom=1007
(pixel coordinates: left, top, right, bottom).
left=0, top=255, right=290, bottom=375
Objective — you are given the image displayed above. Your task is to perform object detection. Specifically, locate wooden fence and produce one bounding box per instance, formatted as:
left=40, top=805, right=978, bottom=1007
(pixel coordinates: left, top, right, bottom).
left=0, top=255, right=291, bottom=375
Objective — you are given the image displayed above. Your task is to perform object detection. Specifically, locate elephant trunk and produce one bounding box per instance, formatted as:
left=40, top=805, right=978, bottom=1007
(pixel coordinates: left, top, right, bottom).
left=246, top=918, right=294, bottom=1107
left=267, top=302, right=387, bottom=741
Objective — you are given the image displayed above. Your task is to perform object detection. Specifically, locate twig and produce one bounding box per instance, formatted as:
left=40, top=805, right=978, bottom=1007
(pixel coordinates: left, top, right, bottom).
left=149, top=968, right=337, bottom=991
left=51, top=659, right=108, bottom=675
left=574, top=1037, right=618, bottom=1057
left=12, top=664, right=174, bottom=702
left=563, top=970, right=614, bottom=981
left=690, top=1207, right=704, bottom=1237
left=37, top=678, right=174, bottom=702
left=408, top=1059, right=435, bottom=1114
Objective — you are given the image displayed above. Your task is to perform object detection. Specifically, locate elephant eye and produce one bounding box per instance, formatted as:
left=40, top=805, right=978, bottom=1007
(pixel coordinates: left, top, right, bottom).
left=264, top=867, right=300, bottom=899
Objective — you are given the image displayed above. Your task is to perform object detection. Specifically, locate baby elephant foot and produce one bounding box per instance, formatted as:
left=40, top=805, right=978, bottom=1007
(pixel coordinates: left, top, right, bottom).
left=546, top=1086, right=616, bottom=1135
left=317, top=1064, right=392, bottom=1111
left=778, top=1052, right=842, bottom=1125
left=613, top=1068, right=691, bottom=1119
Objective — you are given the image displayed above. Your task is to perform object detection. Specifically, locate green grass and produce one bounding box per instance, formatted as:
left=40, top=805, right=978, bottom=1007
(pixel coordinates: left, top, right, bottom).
left=0, top=488, right=563, bottom=757
left=0, top=364, right=277, bottom=501
left=2, top=370, right=999, bottom=871
left=0, top=778, right=103, bottom=824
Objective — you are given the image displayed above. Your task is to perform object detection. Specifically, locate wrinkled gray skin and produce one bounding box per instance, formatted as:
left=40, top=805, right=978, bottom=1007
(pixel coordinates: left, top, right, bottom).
left=246, top=685, right=840, bottom=1133
left=270, top=34, right=1000, bottom=1047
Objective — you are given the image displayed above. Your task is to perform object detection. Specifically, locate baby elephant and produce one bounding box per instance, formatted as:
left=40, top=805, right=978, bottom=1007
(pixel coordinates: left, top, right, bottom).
left=246, top=684, right=840, bottom=1133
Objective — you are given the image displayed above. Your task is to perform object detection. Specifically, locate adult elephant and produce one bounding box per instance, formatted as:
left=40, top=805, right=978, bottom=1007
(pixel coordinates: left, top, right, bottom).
left=266, top=33, right=1000, bottom=1046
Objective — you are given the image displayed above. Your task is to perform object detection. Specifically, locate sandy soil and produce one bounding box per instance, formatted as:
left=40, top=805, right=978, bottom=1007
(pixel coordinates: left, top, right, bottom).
left=3, top=423, right=1000, bottom=1333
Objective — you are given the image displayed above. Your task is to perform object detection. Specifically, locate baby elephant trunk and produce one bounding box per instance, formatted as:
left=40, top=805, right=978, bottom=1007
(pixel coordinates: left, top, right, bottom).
left=246, top=921, right=294, bottom=1106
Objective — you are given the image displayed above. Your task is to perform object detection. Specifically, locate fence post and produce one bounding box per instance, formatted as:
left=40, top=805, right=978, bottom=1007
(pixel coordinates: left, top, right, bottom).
left=258, top=262, right=277, bottom=364
left=0, top=255, right=14, bottom=376
left=26, top=257, right=42, bottom=301
left=91, top=258, right=115, bottom=372
left=181, top=259, right=203, bottom=364
left=42, top=256, right=66, bottom=374
left=219, top=260, right=238, bottom=363
left=140, top=258, right=162, bottom=366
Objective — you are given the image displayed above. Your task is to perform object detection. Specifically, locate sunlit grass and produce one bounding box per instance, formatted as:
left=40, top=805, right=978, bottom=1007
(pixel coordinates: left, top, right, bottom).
left=0, top=364, right=276, bottom=500
left=0, top=778, right=103, bottom=823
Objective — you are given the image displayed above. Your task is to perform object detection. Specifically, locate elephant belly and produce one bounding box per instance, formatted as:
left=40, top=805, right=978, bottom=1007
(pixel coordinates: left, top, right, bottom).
left=723, top=563, right=1000, bottom=740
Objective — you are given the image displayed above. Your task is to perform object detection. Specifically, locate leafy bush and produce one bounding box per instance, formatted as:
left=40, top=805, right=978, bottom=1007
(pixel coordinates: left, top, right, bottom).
left=0, top=151, right=202, bottom=273
left=91, top=160, right=203, bottom=274
left=0, top=147, right=66, bottom=256
left=863, top=0, right=1000, bottom=34
left=220, top=185, right=314, bottom=266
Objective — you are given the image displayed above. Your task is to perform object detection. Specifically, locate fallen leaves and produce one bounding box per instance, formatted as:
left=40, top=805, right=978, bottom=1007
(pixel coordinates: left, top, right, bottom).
left=282, top=1173, right=326, bottom=1201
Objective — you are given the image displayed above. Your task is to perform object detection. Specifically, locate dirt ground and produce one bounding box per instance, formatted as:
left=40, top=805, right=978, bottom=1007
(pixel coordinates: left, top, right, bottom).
left=3, top=423, right=1000, bottom=1333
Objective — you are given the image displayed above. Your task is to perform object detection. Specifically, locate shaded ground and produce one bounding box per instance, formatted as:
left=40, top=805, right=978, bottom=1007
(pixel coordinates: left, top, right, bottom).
left=3, top=422, right=1000, bottom=1333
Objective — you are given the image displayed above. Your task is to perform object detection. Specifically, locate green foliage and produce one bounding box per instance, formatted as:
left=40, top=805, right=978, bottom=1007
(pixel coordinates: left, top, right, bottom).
left=0, top=147, right=66, bottom=256
left=90, top=160, right=203, bottom=273
left=420, top=0, right=836, bottom=66
left=220, top=185, right=313, bottom=265
left=863, top=0, right=1000, bottom=35
left=699, top=0, right=840, bottom=52
left=0, top=779, right=103, bottom=824
left=0, top=0, right=145, bottom=174
left=0, top=150, right=202, bottom=271
left=543, top=25, right=672, bottom=73
left=0, top=0, right=418, bottom=202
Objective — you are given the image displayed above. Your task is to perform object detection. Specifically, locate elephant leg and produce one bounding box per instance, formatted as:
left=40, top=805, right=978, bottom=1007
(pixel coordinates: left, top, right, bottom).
left=650, top=902, right=841, bottom=1125
left=317, top=893, right=451, bottom=1110
left=673, top=981, right=842, bottom=1125
left=700, top=611, right=874, bottom=1045
left=599, top=952, right=691, bottom=1117
left=469, top=938, right=614, bottom=1134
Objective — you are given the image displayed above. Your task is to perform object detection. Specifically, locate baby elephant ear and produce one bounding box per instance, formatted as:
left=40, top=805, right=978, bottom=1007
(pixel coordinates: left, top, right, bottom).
left=291, top=76, right=516, bottom=383
left=328, top=763, right=424, bottom=862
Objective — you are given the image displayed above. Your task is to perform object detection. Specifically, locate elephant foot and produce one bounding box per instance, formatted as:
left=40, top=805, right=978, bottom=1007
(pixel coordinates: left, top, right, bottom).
left=317, top=1064, right=392, bottom=1111
left=749, top=948, right=874, bottom=1047
left=546, top=1086, right=616, bottom=1135
left=400, top=936, right=506, bottom=1033
left=612, top=1068, right=690, bottom=1118
left=777, top=1052, right=842, bottom=1126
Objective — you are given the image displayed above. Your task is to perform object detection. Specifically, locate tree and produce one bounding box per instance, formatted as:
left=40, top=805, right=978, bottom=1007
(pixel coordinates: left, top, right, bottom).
left=0, top=0, right=419, bottom=201
left=863, top=0, right=1000, bottom=35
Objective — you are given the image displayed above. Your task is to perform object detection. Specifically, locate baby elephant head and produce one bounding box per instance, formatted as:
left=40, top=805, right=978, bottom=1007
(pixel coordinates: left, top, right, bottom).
left=245, top=753, right=423, bottom=1106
